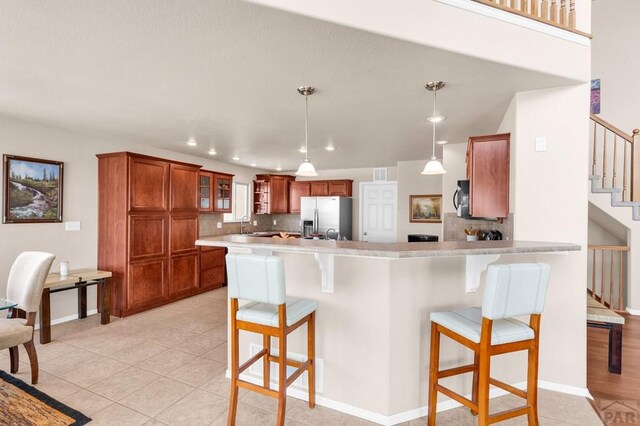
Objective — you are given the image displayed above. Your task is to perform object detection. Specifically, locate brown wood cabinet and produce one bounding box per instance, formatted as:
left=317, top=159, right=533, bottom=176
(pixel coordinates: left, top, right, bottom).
left=288, top=179, right=353, bottom=214
left=199, top=171, right=234, bottom=213
left=199, top=246, right=227, bottom=290
left=253, top=174, right=295, bottom=214
left=97, top=152, right=203, bottom=317
left=466, top=133, right=510, bottom=218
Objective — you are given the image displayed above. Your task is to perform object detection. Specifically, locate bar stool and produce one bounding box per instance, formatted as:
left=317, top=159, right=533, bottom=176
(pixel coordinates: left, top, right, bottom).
left=427, top=263, right=551, bottom=426
left=226, top=253, right=317, bottom=426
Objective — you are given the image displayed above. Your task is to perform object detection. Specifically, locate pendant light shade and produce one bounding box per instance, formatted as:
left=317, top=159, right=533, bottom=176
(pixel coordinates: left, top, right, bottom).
left=296, top=86, right=318, bottom=177
left=421, top=81, right=447, bottom=175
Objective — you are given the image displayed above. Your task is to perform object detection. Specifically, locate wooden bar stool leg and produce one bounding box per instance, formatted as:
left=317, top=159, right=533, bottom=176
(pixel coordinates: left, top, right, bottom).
left=427, top=322, right=440, bottom=426
left=228, top=300, right=240, bottom=426
left=477, top=319, right=492, bottom=426
left=307, top=311, right=316, bottom=408
left=471, top=351, right=479, bottom=415
left=263, top=334, right=271, bottom=389
left=276, top=307, right=287, bottom=426
left=527, top=315, right=541, bottom=426
left=9, top=346, right=19, bottom=373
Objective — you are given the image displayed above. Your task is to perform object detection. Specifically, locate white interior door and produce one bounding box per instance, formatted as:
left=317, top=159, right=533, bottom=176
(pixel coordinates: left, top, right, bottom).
left=359, top=182, right=397, bottom=242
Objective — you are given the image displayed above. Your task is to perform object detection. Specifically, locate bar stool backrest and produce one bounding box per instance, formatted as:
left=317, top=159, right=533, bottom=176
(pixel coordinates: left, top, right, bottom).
left=6, top=251, right=55, bottom=313
left=226, top=253, right=286, bottom=305
left=481, top=263, right=551, bottom=320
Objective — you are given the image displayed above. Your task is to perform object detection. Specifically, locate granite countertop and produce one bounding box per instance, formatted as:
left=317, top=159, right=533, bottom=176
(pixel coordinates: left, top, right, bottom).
left=195, top=235, right=581, bottom=259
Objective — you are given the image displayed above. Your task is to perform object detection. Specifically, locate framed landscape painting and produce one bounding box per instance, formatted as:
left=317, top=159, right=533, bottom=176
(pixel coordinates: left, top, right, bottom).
left=3, top=155, right=63, bottom=223
left=410, top=194, right=442, bottom=223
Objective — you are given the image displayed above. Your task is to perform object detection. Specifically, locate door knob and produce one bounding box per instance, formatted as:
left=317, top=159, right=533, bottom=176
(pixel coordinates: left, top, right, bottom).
left=364, top=232, right=368, bottom=236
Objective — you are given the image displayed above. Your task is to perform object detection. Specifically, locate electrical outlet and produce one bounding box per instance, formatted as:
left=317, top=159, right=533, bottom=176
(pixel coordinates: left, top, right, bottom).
left=216, top=222, right=222, bottom=229
left=64, top=221, right=81, bottom=231
left=253, top=220, right=257, bottom=226
left=534, top=136, right=547, bottom=152
left=273, top=219, right=277, bottom=226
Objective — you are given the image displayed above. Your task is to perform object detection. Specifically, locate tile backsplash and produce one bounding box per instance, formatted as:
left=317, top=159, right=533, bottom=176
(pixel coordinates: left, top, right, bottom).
left=199, top=213, right=301, bottom=237
left=443, top=213, right=513, bottom=242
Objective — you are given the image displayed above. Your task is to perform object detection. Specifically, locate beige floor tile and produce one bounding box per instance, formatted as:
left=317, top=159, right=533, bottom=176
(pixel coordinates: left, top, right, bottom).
left=119, top=376, right=196, bottom=417
left=60, top=388, right=113, bottom=416
left=17, top=340, right=77, bottom=362
left=199, top=372, right=248, bottom=399
left=168, top=356, right=227, bottom=387
left=108, top=340, right=168, bottom=364
left=136, top=348, right=197, bottom=375
left=9, top=368, right=83, bottom=401
left=342, top=415, right=379, bottom=425
left=161, top=315, right=223, bottom=334
left=40, top=347, right=103, bottom=376
left=87, top=366, right=161, bottom=401
left=239, top=390, right=297, bottom=414
left=155, top=388, right=228, bottom=426
left=90, top=403, right=151, bottom=426
left=142, top=420, right=169, bottom=426
left=285, top=398, right=347, bottom=426
left=537, top=390, right=602, bottom=426
left=174, top=333, right=226, bottom=356
left=141, top=326, right=200, bottom=348
left=210, top=403, right=307, bottom=426
left=207, top=324, right=229, bottom=340
left=59, top=356, right=129, bottom=388
left=200, top=341, right=228, bottom=363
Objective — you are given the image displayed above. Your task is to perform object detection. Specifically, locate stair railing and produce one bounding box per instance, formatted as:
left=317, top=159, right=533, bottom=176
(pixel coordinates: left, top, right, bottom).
left=590, top=113, right=640, bottom=202
left=472, top=0, right=589, bottom=36
left=588, top=244, right=629, bottom=312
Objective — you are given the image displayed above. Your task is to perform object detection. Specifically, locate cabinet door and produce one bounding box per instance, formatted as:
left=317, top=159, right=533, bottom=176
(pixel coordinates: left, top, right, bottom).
left=468, top=133, right=510, bottom=218
left=289, top=182, right=310, bottom=214
left=310, top=181, right=329, bottom=196
left=129, top=156, right=169, bottom=212
left=270, top=177, right=289, bottom=213
left=327, top=180, right=352, bottom=196
left=169, top=253, right=199, bottom=297
left=170, top=164, right=199, bottom=212
left=199, top=172, right=213, bottom=212
left=253, top=180, right=269, bottom=215
left=213, top=174, right=233, bottom=213
left=129, top=214, right=167, bottom=261
left=170, top=214, right=199, bottom=255
left=127, top=258, right=167, bottom=309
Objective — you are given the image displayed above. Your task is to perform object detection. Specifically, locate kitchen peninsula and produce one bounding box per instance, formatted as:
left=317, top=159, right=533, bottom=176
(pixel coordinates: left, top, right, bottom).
left=196, top=235, right=582, bottom=424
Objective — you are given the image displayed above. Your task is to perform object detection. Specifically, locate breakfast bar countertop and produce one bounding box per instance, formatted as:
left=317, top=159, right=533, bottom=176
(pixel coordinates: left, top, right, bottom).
left=195, top=234, right=581, bottom=259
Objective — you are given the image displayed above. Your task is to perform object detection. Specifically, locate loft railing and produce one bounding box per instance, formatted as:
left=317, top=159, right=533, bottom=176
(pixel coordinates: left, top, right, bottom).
left=472, top=0, right=590, bottom=37
left=590, top=114, right=640, bottom=202
left=588, top=245, right=629, bottom=312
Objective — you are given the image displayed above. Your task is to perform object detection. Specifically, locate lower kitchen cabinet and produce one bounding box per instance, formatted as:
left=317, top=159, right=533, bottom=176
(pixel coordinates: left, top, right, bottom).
left=199, top=246, right=227, bottom=290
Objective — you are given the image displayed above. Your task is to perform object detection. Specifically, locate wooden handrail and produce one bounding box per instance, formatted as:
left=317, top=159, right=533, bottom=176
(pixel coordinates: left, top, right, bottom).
left=590, top=114, right=634, bottom=143
left=472, top=0, right=592, bottom=38
left=588, top=244, right=629, bottom=252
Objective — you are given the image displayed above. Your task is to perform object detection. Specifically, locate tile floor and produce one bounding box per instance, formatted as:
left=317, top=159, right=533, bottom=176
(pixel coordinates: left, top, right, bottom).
left=1, top=288, right=603, bottom=425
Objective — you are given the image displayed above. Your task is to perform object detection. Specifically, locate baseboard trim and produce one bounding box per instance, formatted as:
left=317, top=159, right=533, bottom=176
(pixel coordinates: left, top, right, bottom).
left=33, top=309, right=98, bottom=331
left=226, top=370, right=590, bottom=425
left=625, top=307, right=640, bottom=316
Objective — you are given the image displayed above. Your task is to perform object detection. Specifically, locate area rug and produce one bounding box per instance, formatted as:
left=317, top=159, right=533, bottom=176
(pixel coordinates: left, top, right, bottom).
left=0, top=370, right=91, bottom=425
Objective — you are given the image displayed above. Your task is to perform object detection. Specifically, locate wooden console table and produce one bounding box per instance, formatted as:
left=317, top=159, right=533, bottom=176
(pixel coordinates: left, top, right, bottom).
left=587, top=296, right=625, bottom=374
left=41, top=269, right=112, bottom=344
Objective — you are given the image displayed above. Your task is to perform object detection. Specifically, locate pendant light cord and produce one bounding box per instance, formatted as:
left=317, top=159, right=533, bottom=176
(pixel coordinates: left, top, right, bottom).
left=431, top=88, right=437, bottom=160
left=304, top=94, right=309, bottom=161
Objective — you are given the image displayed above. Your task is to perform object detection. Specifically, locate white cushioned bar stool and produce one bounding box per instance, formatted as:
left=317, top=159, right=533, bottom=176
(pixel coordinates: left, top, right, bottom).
left=226, top=253, right=317, bottom=426
left=427, top=263, right=551, bottom=426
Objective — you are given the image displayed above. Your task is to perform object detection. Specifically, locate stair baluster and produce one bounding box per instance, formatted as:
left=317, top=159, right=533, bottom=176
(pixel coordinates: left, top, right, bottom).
left=633, top=129, right=640, bottom=202
left=588, top=245, right=628, bottom=312
left=613, top=134, right=617, bottom=188
left=602, top=130, right=607, bottom=189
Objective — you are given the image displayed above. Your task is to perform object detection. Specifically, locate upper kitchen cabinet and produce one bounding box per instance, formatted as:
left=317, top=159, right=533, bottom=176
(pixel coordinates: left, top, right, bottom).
left=466, top=133, right=510, bottom=218
left=170, top=163, right=200, bottom=212
left=289, top=179, right=353, bottom=214
left=254, top=174, right=295, bottom=214
left=198, top=171, right=234, bottom=213
left=129, top=156, right=170, bottom=212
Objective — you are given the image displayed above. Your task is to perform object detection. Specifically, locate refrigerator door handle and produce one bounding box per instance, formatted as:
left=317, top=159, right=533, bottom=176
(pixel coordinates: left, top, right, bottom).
left=313, top=208, right=319, bottom=233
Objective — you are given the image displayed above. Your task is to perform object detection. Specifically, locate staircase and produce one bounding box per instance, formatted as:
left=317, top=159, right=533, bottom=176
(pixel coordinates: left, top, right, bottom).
left=589, top=113, right=640, bottom=314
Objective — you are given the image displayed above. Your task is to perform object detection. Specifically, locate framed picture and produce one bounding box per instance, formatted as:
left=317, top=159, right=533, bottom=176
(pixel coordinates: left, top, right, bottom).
left=3, top=155, right=63, bottom=223
left=409, top=194, right=442, bottom=223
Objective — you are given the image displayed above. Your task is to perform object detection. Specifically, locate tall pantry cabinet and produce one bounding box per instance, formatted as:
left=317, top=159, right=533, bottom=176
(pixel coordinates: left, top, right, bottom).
left=97, top=152, right=201, bottom=317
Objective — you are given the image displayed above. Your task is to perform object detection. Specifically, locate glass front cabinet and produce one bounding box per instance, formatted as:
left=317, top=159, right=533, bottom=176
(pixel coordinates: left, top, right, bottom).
left=199, top=171, right=233, bottom=213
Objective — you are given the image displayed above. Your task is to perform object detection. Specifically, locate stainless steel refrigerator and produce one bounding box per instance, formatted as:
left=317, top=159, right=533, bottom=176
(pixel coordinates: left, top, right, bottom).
left=300, top=196, right=352, bottom=240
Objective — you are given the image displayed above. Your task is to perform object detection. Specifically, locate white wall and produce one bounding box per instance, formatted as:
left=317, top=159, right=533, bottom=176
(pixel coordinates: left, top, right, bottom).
left=0, top=115, right=262, bottom=322
left=396, top=160, right=443, bottom=242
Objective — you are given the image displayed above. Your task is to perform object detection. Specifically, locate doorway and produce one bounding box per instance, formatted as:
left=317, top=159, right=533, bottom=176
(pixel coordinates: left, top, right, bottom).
left=359, top=182, right=398, bottom=242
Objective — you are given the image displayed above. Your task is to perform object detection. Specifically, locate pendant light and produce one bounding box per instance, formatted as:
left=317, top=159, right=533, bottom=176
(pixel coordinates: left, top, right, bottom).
left=422, top=81, right=447, bottom=175
left=296, top=86, right=319, bottom=177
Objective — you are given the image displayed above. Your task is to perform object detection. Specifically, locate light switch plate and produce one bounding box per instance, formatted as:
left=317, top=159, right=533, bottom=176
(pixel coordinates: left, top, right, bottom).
left=253, top=220, right=258, bottom=226
left=216, top=222, right=222, bottom=229
left=273, top=219, right=277, bottom=226
left=535, top=137, right=547, bottom=152
left=64, top=221, right=81, bottom=231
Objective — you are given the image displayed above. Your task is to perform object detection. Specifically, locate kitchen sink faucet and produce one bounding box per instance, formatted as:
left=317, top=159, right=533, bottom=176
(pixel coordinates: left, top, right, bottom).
left=240, top=215, right=251, bottom=235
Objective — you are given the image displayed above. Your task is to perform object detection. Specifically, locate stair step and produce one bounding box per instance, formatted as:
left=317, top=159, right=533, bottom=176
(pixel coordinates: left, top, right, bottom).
left=612, top=201, right=640, bottom=207
left=588, top=176, right=639, bottom=220
left=592, top=187, right=621, bottom=194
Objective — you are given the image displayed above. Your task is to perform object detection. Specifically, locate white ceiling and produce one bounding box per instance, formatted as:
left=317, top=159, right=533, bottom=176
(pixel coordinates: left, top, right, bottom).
left=0, top=0, right=573, bottom=171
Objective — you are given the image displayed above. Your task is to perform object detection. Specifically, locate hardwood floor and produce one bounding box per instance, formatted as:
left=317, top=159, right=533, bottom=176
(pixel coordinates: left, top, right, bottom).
left=587, top=312, right=640, bottom=423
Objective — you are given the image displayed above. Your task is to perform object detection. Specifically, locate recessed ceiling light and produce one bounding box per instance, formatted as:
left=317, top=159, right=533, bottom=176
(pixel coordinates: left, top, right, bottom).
left=324, top=145, right=335, bottom=151
left=275, top=166, right=282, bottom=171
left=250, top=162, right=257, bottom=167
left=436, top=140, right=448, bottom=145
left=298, top=147, right=307, bottom=154
left=208, top=149, right=217, bottom=155
left=427, top=115, right=446, bottom=123
left=232, top=155, right=240, bottom=161
left=186, top=137, right=198, bottom=146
